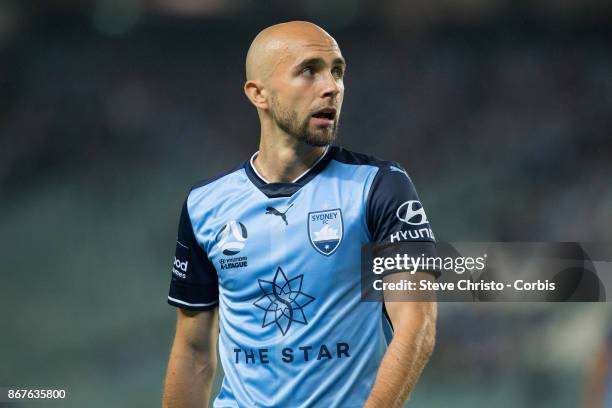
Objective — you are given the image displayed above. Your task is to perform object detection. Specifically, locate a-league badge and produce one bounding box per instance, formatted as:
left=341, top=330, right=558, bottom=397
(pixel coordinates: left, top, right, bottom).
left=307, top=208, right=343, bottom=256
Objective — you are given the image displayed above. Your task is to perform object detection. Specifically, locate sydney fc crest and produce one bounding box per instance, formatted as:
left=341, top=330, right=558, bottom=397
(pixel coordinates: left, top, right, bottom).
left=307, top=209, right=343, bottom=256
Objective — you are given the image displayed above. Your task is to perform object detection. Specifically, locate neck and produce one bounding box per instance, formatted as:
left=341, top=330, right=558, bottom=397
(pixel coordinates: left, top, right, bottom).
left=253, top=130, right=328, bottom=183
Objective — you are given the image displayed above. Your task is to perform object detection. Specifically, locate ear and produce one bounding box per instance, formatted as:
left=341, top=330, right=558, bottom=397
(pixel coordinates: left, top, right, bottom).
left=244, top=80, right=269, bottom=110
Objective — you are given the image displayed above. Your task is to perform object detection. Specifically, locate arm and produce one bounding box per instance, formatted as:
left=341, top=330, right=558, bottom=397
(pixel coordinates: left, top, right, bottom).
left=582, top=342, right=611, bottom=408
left=364, top=272, right=437, bottom=408
left=163, top=307, right=219, bottom=408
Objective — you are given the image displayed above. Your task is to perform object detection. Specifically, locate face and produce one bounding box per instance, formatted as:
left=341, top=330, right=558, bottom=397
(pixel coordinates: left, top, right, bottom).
left=266, top=37, right=345, bottom=147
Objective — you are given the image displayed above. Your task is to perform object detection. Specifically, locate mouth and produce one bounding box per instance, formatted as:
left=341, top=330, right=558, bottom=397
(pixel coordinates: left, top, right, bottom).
left=311, top=107, right=337, bottom=126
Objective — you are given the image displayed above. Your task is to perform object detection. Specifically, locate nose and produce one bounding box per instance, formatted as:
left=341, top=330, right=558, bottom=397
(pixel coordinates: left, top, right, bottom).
left=321, top=71, right=341, bottom=99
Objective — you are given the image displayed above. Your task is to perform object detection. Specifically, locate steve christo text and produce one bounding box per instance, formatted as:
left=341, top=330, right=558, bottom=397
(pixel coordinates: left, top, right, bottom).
left=372, top=278, right=556, bottom=292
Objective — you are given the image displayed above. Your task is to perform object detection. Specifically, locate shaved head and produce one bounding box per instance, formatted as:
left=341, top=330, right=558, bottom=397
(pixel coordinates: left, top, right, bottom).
left=244, top=21, right=345, bottom=147
left=246, top=21, right=339, bottom=82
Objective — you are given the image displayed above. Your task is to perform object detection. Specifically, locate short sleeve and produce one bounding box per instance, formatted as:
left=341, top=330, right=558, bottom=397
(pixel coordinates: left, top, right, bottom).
left=167, top=197, right=219, bottom=310
left=366, top=163, right=437, bottom=264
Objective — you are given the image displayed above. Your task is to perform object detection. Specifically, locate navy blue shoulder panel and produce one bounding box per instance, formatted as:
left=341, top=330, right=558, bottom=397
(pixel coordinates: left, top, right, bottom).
left=329, top=145, right=395, bottom=169
left=331, top=146, right=435, bottom=247
left=337, top=146, right=438, bottom=277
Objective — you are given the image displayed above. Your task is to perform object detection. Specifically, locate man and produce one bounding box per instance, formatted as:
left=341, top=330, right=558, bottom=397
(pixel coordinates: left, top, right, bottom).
left=163, top=21, right=437, bottom=408
left=583, top=322, right=612, bottom=408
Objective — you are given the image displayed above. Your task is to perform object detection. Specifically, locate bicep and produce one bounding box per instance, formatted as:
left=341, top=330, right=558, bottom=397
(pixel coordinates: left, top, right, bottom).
left=383, top=272, right=437, bottom=333
left=174, top=307, right=219, bottom=354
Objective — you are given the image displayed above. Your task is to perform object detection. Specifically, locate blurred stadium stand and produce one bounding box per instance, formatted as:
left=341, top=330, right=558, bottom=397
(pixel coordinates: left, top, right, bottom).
left=1, top=1, right=611, bottom=407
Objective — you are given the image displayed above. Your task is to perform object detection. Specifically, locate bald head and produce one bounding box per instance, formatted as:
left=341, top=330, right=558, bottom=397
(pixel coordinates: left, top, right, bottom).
left=243, top=21, right=345, bottom=148
left=245, top=21, right=339, bottom=82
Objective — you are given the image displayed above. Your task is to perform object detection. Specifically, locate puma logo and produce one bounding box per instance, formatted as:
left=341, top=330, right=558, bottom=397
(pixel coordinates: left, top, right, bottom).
left=265, top=204, right=294, bottom=225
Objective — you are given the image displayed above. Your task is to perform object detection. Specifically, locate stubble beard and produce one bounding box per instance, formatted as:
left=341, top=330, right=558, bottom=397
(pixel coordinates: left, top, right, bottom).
left=269, top=97, right=338, bottom=147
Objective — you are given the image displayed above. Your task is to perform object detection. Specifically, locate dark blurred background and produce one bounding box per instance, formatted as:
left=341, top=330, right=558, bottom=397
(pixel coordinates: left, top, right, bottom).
left=1, top=1, right=611, bottom=407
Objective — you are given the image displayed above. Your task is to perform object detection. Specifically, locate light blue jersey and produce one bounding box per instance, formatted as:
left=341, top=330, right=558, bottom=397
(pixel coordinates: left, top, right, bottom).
left=168, top=145, right=435, bottom=407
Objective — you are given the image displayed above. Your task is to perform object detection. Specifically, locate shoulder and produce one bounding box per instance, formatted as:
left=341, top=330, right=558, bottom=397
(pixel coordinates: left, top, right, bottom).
left=329, top=145, right=413, bottom=186
left=330, top=145, right=395, bottom=168
left=189, top=162, right=246, bottom=194
left=183, top=162, right=247, bottom=211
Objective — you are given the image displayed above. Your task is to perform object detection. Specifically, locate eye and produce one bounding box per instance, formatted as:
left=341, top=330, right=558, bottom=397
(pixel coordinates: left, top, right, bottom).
left=332, top=67, right=344, bottom=79
left=301, top=66, right=315, bottom=76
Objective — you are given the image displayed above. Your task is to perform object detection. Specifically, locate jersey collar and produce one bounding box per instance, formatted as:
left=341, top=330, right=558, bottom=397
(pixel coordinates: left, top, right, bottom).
left=244, top=145, right=335, bottom=198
